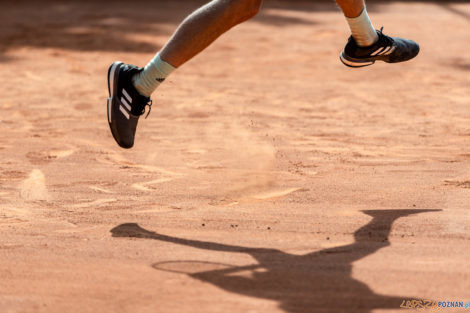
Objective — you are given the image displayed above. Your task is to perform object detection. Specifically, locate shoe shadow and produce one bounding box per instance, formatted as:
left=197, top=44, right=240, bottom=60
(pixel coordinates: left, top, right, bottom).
left=111, top=209, right=439, bottom=313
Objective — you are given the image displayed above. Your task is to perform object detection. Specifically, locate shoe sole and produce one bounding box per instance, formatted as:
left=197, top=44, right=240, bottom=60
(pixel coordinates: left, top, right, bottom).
left=107, top=61, right=122, bottom=123
left=340, top=45, right=419, bottom=68
left=107, top=61, right=131, bottom=149
left=340, top=51, right=375, bottom=68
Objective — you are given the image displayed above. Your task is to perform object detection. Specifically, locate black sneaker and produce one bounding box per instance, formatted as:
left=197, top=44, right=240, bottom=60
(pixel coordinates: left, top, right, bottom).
left=107, top=61, right=152, bottom=149
left=340, top=27, right=420, bottom=68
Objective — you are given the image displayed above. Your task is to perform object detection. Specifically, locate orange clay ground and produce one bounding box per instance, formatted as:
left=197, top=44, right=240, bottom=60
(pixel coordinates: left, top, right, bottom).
left=1, top=1, right=469, bottom=312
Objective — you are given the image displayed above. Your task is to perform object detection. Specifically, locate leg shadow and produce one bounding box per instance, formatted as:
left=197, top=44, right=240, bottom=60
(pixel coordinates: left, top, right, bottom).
left=111, top=209, right=439, bottom=313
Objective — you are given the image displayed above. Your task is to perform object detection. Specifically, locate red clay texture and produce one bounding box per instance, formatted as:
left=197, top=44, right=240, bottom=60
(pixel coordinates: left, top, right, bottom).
left=0, top=1, right=469, bottom=312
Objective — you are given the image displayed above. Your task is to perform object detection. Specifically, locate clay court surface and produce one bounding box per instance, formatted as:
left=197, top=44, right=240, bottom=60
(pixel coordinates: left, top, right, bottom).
left=1, top=0, right=470, bottom=312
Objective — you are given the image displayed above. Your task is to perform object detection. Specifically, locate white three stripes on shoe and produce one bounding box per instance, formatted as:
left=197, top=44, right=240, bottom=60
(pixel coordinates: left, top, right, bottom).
left=382, top=46, right=395, bottom=56
left=122, top=88, right=132, bottom=104
left=119, top=88, right=132, bottom=120
left=119, top=105, right=130, bottom=119
left=121, top=97, right=132, bottom=112
left=371, top=47, right=385, bottom=56
left=371, top=46, right=395, bottom=57
left=380, top=46, right=392, bottom=55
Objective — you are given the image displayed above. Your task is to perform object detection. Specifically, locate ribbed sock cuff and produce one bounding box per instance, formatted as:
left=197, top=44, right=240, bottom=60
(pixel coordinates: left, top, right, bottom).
left=346, top=8, right=379, bottom=47
left=132, top=54, right=176, bottom=97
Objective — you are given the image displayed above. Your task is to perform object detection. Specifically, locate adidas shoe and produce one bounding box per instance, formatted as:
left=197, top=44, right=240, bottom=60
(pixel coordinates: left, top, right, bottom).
left=107, top=61, right=152, bottom=149
left=340, top=27, right=420, bottom=68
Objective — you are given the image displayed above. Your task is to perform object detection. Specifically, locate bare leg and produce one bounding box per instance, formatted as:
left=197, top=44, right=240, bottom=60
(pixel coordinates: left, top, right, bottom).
left=132, top=0, right=262, bottom=97
left=335, top=0, right=365, bottom=18
left=160, top=0, right=263, bottom=67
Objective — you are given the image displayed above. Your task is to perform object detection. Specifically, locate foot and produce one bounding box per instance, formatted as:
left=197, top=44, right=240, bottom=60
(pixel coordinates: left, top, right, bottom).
left=107, top=61, right=152, bottom=149
left=340, top=27, right=420, bottom=68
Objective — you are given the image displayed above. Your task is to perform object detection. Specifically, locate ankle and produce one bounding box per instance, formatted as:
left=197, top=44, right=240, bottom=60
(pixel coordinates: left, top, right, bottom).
left=346, top=8, right=378, bottom=47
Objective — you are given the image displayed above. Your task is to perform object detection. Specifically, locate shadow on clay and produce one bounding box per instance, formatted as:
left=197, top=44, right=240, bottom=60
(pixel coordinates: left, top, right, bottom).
left=111, top=209, right=440, bottom=313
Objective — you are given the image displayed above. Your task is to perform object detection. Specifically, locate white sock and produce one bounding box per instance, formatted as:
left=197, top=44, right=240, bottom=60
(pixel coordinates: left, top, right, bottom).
left=346, top=8, right=379, bottom=47
left=132, top=53, right=176, bottom=97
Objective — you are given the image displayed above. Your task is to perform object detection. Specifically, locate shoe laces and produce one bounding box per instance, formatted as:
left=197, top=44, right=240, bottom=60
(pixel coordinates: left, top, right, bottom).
left=142, top=99, right=152, bottom=119
left=377, top=27, right=394, bottom=46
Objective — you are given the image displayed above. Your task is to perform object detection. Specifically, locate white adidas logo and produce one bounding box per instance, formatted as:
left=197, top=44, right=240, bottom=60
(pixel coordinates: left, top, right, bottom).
left=119, top=88, right=132, bottom=120
left=370, top=45, right=396, bottom=57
